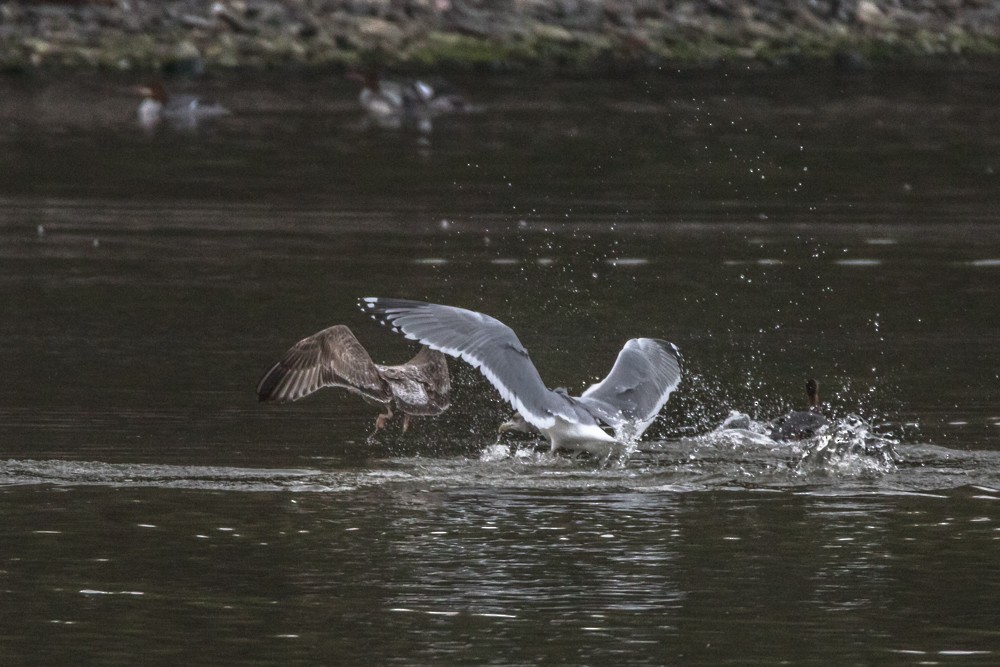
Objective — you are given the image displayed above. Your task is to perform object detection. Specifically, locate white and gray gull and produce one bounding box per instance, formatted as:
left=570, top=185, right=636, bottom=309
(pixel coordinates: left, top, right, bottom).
left=360, top=298, right=683, bottom=455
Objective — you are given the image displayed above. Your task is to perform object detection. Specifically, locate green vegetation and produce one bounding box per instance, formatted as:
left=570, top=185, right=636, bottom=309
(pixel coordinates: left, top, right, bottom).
left=3, top=15, right=999, bottom=74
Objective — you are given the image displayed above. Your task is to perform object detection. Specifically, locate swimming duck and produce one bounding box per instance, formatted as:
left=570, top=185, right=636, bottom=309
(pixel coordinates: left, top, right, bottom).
left=135, top=82, right=229, bottom=130
left=407, top=77, right=474, bottom=114
left=768, top=378, right=831, bottom=441
left=347, top=70, right=472, bottom=131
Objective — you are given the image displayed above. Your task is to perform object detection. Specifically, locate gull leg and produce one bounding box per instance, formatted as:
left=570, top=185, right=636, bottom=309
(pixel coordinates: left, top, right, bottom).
left=373, top=405, right=393, bottom=433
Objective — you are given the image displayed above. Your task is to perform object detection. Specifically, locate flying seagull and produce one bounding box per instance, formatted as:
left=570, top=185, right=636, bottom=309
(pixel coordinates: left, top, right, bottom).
left=256, top=324, right=450, bottom=432
left=769, top=378, right=830, bottom=441
left=359, top=298, right=682, bottom=455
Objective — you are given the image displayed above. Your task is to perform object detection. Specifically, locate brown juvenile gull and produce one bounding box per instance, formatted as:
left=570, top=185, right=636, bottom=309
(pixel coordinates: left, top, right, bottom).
left=360, top=298, right=682, bottom=455
left=256, top=324, right=450, bottom=432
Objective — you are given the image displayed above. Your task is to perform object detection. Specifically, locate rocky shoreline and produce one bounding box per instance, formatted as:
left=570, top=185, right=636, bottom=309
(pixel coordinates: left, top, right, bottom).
left=2, top=0, right=1000, bottom=73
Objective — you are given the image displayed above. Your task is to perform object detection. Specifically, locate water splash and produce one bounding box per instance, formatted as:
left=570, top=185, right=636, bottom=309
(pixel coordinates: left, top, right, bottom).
left=794, top=415, right=900, bottom=476
left=697, top=410, right=900, bottom=479
left=4, top=423, right=998, bottom=496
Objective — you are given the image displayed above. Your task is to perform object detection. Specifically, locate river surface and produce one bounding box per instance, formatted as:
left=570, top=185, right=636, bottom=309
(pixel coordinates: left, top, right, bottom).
left=2, top=66, right=999, bottom=665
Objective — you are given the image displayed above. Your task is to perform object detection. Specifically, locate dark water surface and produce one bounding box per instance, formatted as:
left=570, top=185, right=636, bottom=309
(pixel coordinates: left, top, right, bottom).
left=2, top=67, right=999, bottom=664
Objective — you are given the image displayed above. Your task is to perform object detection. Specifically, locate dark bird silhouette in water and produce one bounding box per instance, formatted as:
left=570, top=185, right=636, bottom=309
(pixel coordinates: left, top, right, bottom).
left=768, top=378, right=831, bottom=441
left=257, top=325, right=450, bottom=433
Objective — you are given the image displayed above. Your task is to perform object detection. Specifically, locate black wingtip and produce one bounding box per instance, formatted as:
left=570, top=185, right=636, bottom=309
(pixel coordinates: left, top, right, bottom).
left=255, top=366, right=279, bottom=402
left=651, top=339, right=682, bottom=364
left=256, top=357, right=299, bottom=403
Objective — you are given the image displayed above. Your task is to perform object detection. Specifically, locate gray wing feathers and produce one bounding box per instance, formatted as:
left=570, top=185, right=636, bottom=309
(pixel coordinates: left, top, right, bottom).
left=257, top=324, right=390, bottom=403
left=359, top=299, right=680, bottom=438
left=360, top=298, right=577, bottom=429
left=577, top=338, right=682, bottom=439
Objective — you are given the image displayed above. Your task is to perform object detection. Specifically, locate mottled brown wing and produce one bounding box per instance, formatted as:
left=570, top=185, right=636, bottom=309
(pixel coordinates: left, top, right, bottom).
left=256, top=325, right=391, bottom=403
left=376, top=347, right=451, bottom=416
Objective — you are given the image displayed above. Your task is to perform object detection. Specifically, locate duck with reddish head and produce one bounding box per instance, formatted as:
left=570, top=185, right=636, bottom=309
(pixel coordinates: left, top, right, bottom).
left=135, top=82, right=229, bottom=130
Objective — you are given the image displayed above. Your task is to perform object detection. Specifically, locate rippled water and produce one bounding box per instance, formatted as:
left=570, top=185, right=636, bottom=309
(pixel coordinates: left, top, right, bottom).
left=2, top=67, right=1000, bottom=664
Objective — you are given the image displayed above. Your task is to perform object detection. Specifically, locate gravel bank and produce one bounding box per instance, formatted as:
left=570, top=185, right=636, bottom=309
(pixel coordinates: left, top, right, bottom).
left=2, top=0, right=1000, bottom=72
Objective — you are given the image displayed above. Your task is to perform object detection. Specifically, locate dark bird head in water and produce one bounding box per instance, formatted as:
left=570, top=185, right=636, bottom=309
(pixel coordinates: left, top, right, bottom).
left=806, top=378, right=819, bottom=409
